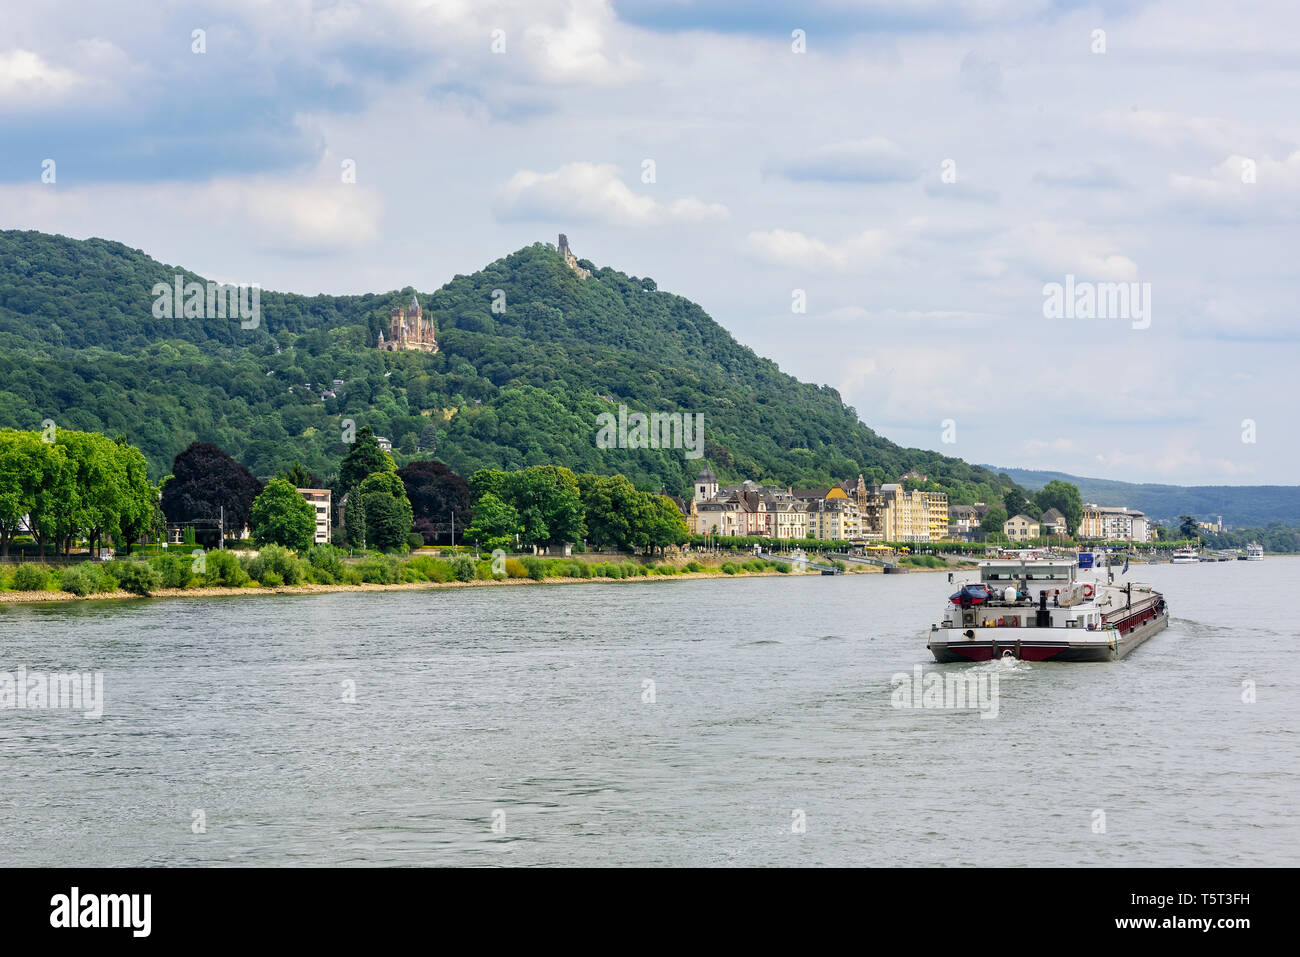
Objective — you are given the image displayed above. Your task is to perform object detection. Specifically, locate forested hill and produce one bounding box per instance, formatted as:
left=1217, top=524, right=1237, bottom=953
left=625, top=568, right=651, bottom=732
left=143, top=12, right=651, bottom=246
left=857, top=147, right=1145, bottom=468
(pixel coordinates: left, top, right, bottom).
left=989, top=466, right=1300, bottom=527
left=0, top=228, right=1010, bottom=501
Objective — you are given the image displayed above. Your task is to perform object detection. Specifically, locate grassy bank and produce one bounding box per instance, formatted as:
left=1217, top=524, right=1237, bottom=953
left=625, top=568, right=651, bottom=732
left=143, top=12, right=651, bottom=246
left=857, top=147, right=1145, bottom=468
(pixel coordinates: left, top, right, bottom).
left=0, top=547, right=816, bottom=604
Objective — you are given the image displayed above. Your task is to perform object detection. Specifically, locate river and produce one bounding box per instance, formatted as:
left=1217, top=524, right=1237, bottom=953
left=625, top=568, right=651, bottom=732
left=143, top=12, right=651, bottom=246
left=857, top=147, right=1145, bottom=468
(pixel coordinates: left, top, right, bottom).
left=1, top=559, right=1295, bottom=866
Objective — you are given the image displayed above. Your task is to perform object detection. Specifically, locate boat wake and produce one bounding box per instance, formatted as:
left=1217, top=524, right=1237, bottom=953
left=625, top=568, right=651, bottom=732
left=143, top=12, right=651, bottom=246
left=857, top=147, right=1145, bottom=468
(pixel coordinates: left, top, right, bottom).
left=966, top=656, right=1034, bottom=677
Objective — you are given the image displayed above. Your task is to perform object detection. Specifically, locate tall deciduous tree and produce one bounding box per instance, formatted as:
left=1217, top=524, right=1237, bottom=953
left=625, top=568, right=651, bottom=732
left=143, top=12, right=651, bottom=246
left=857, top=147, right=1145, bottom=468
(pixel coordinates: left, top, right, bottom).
left=398, top=460, right=470, bottom=544
left=0, top=430, right=50, bottom=558
left=250, top=479, right=316, bottom=552
left=1033, top=480, right=1084, bottom=535
left=161, top=442, right=263, bottom=546
left=354, top=470, right=414, bottom=551
left=463, top=492, right=519, bottom=551
left=1002, top=488, right=1028, bottom=520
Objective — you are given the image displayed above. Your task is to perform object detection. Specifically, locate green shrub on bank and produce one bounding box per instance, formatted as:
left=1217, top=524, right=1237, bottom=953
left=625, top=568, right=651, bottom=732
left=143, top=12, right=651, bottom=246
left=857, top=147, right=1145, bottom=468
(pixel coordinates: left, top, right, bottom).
left=685, top=561, right=703, bottom=573
left=450, top=555, right=476, bottom=582
left=12, top=564, right=49, bottom=591
left=203, top=550, right=250, bottom=587
left=260, top=571, right=284, bottom=587
left=112, top=561, right=162, bottom=596
left=720, top=562, right=738, bottom=575
left=243, top=545, right=306, bottom=586
left=306, top=544, right=343, bottom=584
left=150, top=553, right=194, bottom=589
left=57, top=563, right=117, bottom=596
left=407, top=555, right=452, bottom=583
left=356, top=553, right=403, bottom=584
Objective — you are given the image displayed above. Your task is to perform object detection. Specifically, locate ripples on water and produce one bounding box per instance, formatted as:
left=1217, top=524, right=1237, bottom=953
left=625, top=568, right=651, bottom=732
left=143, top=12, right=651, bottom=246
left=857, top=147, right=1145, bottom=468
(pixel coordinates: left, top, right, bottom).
left=1, top=561, right=1296, bottom=866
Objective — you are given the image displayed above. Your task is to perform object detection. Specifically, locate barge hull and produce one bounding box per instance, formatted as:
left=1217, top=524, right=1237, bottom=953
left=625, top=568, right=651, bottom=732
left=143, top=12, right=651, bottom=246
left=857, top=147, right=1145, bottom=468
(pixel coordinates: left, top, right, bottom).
left=928, top=613, right=1168, bottom=663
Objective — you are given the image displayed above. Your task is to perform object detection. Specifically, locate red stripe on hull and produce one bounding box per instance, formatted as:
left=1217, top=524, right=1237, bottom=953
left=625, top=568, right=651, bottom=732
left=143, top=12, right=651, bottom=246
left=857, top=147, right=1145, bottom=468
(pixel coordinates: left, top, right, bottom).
left=942, top=644, right=1069, bottom=662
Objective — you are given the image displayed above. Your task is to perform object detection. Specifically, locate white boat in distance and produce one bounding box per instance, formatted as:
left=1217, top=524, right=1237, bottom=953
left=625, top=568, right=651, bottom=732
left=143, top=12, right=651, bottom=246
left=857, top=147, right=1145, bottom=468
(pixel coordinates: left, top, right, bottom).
left=1246, top=543, right=1264, bottom=561
left=1170, top=547, right=1199, bottom=564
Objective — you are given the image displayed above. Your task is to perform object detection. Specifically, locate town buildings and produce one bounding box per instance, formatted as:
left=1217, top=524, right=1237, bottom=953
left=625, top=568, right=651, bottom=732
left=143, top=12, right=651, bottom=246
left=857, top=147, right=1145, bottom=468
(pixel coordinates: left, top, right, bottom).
left=1005, top=513, right=1041, bottom=540
left=688, top=467, right=951, bottom=543
left=1078, top=504, right=1152, bottom=542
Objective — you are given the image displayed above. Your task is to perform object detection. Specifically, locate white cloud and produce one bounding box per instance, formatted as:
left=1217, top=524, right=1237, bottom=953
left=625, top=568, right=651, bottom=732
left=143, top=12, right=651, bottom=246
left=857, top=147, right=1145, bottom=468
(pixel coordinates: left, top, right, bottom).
left=1094, top=108, right=1241, bottom=154
left=744, top=228, right=894, bottom=271
left=495, top=162, right=727, bottom=225
left=0, top=49, right=82, bottom=104
left=1168, top=151, right=1300, bottom=220
left=0, top=161, right=383, bottom=256
left=1008, top=222, right=1140, bottom=281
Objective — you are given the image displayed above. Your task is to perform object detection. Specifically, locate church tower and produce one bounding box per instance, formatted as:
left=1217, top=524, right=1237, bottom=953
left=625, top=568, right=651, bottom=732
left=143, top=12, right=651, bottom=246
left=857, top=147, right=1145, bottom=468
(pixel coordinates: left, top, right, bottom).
left=694, top=465, right=718, bottom=504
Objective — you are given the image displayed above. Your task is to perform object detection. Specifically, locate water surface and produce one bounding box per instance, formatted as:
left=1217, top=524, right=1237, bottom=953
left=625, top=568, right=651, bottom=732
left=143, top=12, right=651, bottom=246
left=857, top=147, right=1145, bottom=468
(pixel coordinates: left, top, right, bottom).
left=1, top=561, right=1295, bottom=866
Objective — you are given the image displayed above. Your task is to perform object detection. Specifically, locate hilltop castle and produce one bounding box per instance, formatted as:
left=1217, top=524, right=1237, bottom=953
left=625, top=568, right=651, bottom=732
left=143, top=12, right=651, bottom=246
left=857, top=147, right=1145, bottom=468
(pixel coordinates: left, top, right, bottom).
left=378, top=292, right=438, bottom=353
left=558, top=233, right=591, bottom=279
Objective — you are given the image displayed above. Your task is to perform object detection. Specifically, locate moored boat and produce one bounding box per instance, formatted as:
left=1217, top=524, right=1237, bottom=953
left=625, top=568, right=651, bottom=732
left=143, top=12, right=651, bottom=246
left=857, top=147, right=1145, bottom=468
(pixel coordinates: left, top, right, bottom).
left=927, top=553, right=1167, bottom=662
left=1170, top=547, right=1199, bottom=564
left=1245, top=543, right=1264, bottom=561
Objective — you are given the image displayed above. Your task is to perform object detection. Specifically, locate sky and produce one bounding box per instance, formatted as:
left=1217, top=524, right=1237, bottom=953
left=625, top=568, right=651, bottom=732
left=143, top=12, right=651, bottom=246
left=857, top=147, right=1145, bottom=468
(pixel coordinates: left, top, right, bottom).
left=2, top=0, right=1296, bottom=486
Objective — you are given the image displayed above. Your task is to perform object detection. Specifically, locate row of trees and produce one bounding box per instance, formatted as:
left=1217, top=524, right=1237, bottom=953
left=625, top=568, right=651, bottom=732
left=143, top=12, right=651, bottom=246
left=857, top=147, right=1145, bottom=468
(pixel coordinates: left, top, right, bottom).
left=464, top=466, right=689, bottom=551
left=153, top=427, right=468, bottom=553
left=0, top=428, right=157, bottom=557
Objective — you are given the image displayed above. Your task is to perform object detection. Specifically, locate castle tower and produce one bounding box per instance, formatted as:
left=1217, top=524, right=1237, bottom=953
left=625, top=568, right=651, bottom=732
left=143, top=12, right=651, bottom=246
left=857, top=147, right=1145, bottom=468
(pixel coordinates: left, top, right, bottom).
left=378, top=292, right=437, bottom=353
left=558, top=233, right=591, bottom=279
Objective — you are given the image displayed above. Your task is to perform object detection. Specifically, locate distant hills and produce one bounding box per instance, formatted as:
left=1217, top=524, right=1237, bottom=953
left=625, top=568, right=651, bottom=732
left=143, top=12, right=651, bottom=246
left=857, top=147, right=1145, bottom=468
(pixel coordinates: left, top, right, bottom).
left=0, top=229, right=1011, bottom=503
left=988, top=466, right=1300, bottom=528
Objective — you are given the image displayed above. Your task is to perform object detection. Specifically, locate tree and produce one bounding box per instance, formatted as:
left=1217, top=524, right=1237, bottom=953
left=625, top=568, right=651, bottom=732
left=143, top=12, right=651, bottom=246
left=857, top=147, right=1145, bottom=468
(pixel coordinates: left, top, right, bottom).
left=980, top=507, right=1007, bottom=538
left=354, top=471, right=414, bottom=551
left=417, top=424, right=438, bottom=454
left=1002, top=488, right=1028, bottom=520
left=1178, top=515, right=1199, bottom=540
left=1033, top=480, right=1083, bottom=535
left=161, top=442, right=262, bottom=547
left=279, top=461, right=321, bottom=489
left=0, top=430, right=50, bottom=558
left=644, top=494, right=690, bottom=549
left=0, top=429, right=157, bottom=557
left=339, top=426, right=395, bottom=498
left=577, top=473, right=639, bottom=549
left=344, top=493, right=367, bottom=548
left=398, top=460, right=470, bottom=545
left=250, top=479, right=316, bottom=552
left=362, top=493, right=409, bottom=551
left=505, top=465, right=585, bottom=548
left=463, top=492, right=520, bottom=551
left=111, top=438, right=160, bottom=553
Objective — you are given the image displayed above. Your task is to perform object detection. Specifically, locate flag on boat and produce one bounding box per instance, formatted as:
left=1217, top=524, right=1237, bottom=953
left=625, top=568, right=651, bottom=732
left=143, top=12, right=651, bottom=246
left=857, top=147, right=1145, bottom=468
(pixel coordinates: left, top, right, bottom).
left=1123, top=557, right=1130, bottom=574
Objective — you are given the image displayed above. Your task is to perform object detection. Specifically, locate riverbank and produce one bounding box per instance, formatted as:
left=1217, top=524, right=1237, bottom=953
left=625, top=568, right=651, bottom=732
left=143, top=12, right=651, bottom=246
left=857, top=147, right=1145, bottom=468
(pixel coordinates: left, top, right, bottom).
left=0, top=552, right=972, bottom=605
left=0, top=567, right=795, bottom=604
